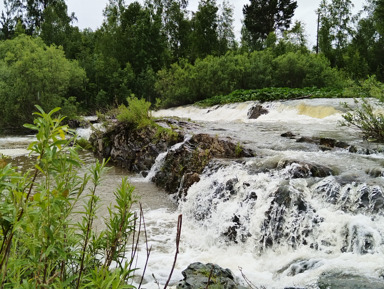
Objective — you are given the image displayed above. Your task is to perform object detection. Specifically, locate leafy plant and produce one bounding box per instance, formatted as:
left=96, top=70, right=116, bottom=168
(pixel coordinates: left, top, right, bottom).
left=341, top=98, right=384, bottom=142
left=117, top=95, right=153, bottom=129
left=343, top=75, right=384, bottom=100
left=0, top=106, right=146, bottom=288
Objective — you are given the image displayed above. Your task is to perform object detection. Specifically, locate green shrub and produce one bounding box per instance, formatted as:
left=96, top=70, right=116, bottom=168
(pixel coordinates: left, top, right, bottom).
left=117, top=95, right=153, bottom=128
left=0, top=106, right=145, bottom=288
left=155, top=51, right=347, bottom=108
left=343, top=75, right=384, bottom=100
left=0, top=35, right=86, bottom=128
left=341, top=98, right=384, bottom=142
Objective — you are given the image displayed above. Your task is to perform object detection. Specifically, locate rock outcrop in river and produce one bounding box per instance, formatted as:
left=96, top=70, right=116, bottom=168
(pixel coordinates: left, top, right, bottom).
left=91, top=120, right=253, bottom=195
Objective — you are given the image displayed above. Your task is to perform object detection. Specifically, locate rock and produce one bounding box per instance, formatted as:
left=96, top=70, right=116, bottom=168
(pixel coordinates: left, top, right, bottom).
left=318, top=272, right=384, bottom=289
left=281, top=131, right=296, bottom=138
left=319, top=137, right=337, bottom=148
left=176, top=262, right=247, bottom=289
left=278, top=160, right=334, bottom=178
left=152, top=134, right=254, bottom=196
left=67, top=119, right=81, bottom=129
left=278, top=259, right=323, bottom=277
left=248, top=104, right=268, bottom=119
left=260, top=185, right=322, bottom=249
left=90, top=122, right=183, bottom=173
left=296, top=136, right=319, bottom=144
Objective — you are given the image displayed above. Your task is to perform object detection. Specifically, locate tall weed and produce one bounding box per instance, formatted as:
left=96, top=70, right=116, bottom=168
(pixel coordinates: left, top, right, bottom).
left=0, top=106, right=145, bottom=288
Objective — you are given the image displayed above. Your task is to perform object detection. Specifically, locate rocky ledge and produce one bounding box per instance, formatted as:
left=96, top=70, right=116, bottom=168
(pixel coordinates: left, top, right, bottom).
left=90, top=119, right=253, bottom=196
left=90, top=121, right=183, bottom=173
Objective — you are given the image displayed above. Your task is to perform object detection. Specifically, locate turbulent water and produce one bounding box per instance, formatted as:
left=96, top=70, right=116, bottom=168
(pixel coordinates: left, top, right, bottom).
left=2, top=98, right=384, bottom=288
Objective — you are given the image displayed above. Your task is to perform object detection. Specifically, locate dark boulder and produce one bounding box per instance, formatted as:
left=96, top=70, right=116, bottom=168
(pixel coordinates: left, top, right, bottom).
left=152, top=134, right=254, bottom=196
left=176, top=262, right=247, bottom=289
left=277, top=160, right=334, bottom=178
left=248, top=104, right=268, bottom=119
left=281, top=131, right=296, bottom=138
left=90, top=122, right=183, bottom=173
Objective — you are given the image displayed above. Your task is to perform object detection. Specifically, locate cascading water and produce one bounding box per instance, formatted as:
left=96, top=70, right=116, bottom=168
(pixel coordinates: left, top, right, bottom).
left=2, top=99, right=384, bottom=288
left=145, top=134, right=192, bottom=181
left=147, top=99, right=384, bottom=288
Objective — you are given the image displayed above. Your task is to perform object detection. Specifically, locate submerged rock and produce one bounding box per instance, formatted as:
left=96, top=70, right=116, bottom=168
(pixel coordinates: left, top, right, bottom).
left=260, top=185, right=322, bottom=249
left=278, top=159, right=334, bottom=178
left=318, top=272, right=384, bottom=289
left=176, top=262, right=247, bottom=289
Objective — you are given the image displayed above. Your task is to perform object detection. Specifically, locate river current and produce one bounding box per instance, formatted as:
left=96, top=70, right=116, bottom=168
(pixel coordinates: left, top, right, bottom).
left=1, top=99, right=384, bottom=288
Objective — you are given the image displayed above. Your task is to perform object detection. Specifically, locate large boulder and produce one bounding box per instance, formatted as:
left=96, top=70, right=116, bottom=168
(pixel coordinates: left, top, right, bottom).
left=176, top=262, right=247, bottom=289
left=152, top=133, right=254, bottom=195
left=248, top=104, right=268, bottom=119
left=90, top=122, right=183, bottom=173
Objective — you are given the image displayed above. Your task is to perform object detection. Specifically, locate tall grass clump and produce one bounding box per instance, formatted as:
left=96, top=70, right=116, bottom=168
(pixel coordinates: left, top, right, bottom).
left=0, top=106, right=147, bottom=288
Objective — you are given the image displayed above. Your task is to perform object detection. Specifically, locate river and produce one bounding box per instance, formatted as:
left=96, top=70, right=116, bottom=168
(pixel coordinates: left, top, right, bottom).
left=1, top=98, right=384, bottom=288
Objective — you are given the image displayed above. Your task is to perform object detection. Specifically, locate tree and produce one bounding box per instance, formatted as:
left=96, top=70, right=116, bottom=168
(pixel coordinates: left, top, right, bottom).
left=0, top=34, right=86, bottom=128
left=374, top=0, right=384, bottom=35
left=242, top=0, right=298, bottom=50
left=317, top=0, right=354, bottom=67
left=217, top=0, right=236, bottom=54
left=190, top=0, right=220, bottom=60
left=158, top=0, right=191, bottom=61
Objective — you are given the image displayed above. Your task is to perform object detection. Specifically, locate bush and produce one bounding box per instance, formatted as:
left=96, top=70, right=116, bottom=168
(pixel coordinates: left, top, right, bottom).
left=343, top=75, right=384, bottom=100
left=272, top=52, right=346, bottom=88
left=0, top=106, right=146, bottom=288
left=155, top=51, right=346, bottom=108
left=0, top=35, right=86, bottom=128
left=117, top=95, right=153, bottom=128
left=341, top=98, right=384, bottom=142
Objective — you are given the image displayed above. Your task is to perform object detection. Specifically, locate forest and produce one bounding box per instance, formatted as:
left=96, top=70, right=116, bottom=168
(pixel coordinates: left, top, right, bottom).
left=0, top=0, right=384, bottom=128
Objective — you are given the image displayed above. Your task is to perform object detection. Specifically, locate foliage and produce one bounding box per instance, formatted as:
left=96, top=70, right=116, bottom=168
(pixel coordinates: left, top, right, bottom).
left=196, top=87, right=345, bottom=107
left=117, top=95, right=153, bottom=128
left=189, top=0, right=220, bottom=60
left=242, top=0, right=298, bottom=49
left=341, top=98, right=384, bottom=142
left=0, top=106, right=142, bottom=288
left=0, top=34, right=86, bottom=128
left=343, top=76, right=384, bottom=100
left=317, top=0, right=355, bottom=68
left=1, top=0, right=384, bottom=116
left=155, top=50, right=346, bottom=107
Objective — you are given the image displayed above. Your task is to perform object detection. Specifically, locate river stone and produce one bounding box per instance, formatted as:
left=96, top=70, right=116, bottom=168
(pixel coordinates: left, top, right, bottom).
left=248, top=104, right=268, bottom=119
left=278, top=160, right=334, bottom=178
left=176, top=262, right=247, bottom=289
left=318, top=272, right=384, bottom=289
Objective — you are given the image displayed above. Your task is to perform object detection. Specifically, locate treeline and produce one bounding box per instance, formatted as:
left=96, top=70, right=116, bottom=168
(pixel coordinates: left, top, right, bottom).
left=0, top=0, right=384, bottom=128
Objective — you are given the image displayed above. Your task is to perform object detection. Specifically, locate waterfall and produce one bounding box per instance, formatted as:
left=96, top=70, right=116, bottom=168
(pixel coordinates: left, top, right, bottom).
left=145, top=134, right=192, bottom=182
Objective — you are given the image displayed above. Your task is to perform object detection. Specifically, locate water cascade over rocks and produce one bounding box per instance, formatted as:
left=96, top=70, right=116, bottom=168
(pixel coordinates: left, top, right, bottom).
left=148, top=99, right=384, bottom=288
left=3, top=99, right=384, bottom=288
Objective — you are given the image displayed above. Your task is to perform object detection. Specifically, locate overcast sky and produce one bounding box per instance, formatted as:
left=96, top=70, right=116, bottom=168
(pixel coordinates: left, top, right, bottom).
left=1, top=0, right=366, bottom=47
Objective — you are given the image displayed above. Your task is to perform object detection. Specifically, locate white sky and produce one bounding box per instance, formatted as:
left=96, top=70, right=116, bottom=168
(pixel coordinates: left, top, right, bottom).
left=1, top=0, right=366, bottom=47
